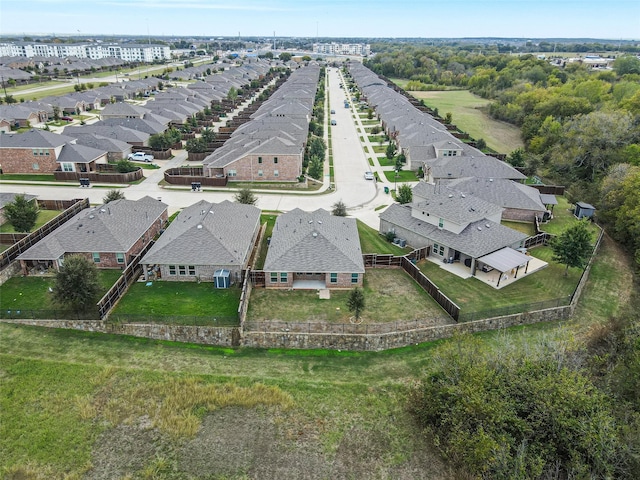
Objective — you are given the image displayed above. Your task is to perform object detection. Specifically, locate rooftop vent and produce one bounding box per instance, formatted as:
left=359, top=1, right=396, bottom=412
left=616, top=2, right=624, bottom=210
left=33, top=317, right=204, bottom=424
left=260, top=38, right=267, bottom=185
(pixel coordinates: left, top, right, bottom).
left=197, top=224, right=203, bottom=229
left=486, top=224, right=490, bottom=228
left=477, top=226, right=482, bottom=231
left=448, top=194, right=453, bottom=198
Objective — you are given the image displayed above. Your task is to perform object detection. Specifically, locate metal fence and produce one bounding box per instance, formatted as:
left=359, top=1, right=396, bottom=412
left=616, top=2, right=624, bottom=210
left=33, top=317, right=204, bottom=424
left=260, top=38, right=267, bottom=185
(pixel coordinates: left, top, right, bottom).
left=108, top=314, right=239, bottom=327
left=0, top=308, right=100, bottom=320
left=457, top=296, right=572, bottom=323
left=245, top=317, right=451, bottom=335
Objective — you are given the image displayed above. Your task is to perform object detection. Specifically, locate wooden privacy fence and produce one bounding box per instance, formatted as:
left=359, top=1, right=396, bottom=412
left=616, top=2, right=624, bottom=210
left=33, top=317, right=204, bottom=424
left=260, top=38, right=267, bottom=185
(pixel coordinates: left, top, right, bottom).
left=0, top=198, right=89, bottom=269
left=164, top=168, right=228, bottom=187
left=97, top=240, right=155, bottom=319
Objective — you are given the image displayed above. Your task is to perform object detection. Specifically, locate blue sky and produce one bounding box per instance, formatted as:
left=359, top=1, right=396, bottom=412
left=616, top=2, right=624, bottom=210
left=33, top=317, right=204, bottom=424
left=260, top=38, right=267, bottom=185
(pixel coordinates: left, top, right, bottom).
left=1, top=0, right=638, bottom=39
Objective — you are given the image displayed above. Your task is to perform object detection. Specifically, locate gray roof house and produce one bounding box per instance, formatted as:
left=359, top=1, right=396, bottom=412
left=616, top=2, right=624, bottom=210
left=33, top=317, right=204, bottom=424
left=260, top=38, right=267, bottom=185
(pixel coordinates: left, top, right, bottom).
left=379, top=182, right=529, bottom=280
left=72, top=133, right=133, bottom=161
left=264, top=208, right=365, bottom=289
left=140, top=200, right=261, bottom=284
left=442, top=177, right=547, bottom=222
left=17, top=196, right=168, bottom=275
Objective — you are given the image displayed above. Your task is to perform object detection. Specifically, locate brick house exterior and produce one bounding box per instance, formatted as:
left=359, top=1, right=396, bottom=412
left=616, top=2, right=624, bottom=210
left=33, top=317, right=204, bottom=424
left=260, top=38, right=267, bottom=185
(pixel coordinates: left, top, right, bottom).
left=17, top=196, right=167, bottom=275
left=223, top=152, right=302, bottom=182
left=264, top=209, right=365, bottom=290
left=141, top=200, right=261, bottom=285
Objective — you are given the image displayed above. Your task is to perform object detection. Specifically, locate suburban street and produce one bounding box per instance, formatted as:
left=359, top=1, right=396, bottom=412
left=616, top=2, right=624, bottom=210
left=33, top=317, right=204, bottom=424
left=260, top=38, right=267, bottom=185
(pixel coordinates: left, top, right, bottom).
left=0, top=66, right=402, bottom=230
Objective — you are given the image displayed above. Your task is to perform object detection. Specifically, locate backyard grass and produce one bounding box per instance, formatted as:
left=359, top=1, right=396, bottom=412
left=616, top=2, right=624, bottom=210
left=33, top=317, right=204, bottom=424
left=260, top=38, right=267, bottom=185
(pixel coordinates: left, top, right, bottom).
left=502, top=220, right=536, bottom=236
left=539, top=196, right=600, bottom=238
left=254, top=213, right=278, bottom=269
left=417, top=246, right=580, bottom=317
left=247, top=268, right=448, bottom=323
left=408, top=90, right=523, bottom=154
left=0, top=270, right=122, bottom=318
left=110, top=281, right=241, bottom=322
left=0, top=209, right=62, bottom=233
left=357, top=219, right=407, bottom=255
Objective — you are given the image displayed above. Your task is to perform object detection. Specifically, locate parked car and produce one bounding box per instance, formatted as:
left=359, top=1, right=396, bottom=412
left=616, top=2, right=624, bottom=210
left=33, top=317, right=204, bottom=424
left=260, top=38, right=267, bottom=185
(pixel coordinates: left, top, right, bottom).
left=60, top=116, right=73, bottom=121
left=127, top=152, right=154, bottom=162
left=330, top=109, right=336, bottom=114
left=364, top=171, right=375, bottom=180
left=330, top=120, right=337, bottom=125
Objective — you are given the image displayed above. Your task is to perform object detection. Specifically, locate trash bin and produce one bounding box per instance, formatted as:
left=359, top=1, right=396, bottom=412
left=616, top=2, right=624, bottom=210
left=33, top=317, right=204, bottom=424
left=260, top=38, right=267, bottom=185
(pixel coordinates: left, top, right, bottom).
left=384, top=186, right=389, bottom=194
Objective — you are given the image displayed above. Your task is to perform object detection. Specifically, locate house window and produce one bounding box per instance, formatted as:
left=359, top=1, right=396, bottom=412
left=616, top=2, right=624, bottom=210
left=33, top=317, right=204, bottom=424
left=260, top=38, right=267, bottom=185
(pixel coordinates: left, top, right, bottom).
left=169, top=265, right=176, bottom=275
left=62, top=163, right=74, bottom=172
left=32, top=149, right=38, bottom=156
left=32, top=163, right=40, bottom=170
left=258, top=156, right=262, bottom=164
left=258, top=170, right=263, bottom=177
left=433, top=244, right=445, bottom=256
left=227, top=169, right=237, bottom=177
left=188, top=265, right=196, bottom=275
left=92, top=252, right=100, bottom=263
left=351, top=273, right=358, bottom=284
left=274, top=170, right=279, bottom=177
left=270, top=272, right=278, bottom=283
left=273, top=157, right=278, bottom=164
left=116, top=253, right=125, bottom=264
left=280, top=272, right=288, bottom=283
left=178, top=265, right=187, bottom=276
left=330, top=273, right=337, bottom=284
left=438, top=218, right=444, bottom=229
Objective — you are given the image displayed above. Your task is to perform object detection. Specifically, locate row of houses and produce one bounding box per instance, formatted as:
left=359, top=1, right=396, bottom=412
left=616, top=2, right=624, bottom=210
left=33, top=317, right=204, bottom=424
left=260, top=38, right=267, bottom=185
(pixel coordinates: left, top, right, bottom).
left=348, top=62, right=555, bottom=281
left=202, top=64, right=321, bottom=182
left=16, top=196, right=365, bottom=291
left=0, top=59, right=276, bottom=175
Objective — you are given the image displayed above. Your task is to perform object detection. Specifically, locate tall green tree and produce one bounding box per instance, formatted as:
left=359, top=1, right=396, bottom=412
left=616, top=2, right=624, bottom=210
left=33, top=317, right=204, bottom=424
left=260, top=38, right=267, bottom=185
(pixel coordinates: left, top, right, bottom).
left=307, top=155, right=324, bottom=180
left=396, top=184, right=413, bottom=204
left=103, top=189, right=125, bottom=204
left=234, top=187, right=257, bottom=205
left=4, top=194, right=38, bottom=232
left=551, top=219, right=593, bottom=276
left=347, top=287, right=365, bottom=322
left=386, top=142, right=397, bottom=160
left=331, top=200, right=347, bottom=216
left=52, top=255, right=101, bottom=313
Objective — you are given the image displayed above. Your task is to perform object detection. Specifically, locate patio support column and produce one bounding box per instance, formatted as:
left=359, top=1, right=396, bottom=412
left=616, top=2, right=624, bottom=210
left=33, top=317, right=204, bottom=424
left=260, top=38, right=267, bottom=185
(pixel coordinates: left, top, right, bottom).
left=514, top=265, right=520, bottom=279
left=496, top=270, right=503, bottom=287
left=470, top=258, right=477, bottom=276
left=143, top=264, right=149, bottom=281
left=525, top=260, right=530, bottom=274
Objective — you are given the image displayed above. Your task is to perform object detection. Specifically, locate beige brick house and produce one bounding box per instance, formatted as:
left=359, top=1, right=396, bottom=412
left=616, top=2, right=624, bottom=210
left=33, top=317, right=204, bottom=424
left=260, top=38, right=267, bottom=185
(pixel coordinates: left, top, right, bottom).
left=17, top=196, right=167, bottom=275
left=264, top=209, right=364, bottom=289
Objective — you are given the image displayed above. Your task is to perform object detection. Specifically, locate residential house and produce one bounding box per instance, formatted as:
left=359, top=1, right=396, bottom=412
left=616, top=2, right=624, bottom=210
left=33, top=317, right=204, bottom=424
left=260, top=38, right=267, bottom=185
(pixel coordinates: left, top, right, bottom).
left=379, top=182, right=528, bottom=277
left=17, top=196, right=167, bottom=274
left=264, top=208, right=365, bottom=289
left=141, top=200, right=261, bottom=285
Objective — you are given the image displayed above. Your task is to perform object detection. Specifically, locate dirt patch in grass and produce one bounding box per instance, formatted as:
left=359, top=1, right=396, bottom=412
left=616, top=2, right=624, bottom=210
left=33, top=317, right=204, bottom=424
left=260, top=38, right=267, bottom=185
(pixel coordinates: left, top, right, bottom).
left=86, top=419, right=173, bottom=480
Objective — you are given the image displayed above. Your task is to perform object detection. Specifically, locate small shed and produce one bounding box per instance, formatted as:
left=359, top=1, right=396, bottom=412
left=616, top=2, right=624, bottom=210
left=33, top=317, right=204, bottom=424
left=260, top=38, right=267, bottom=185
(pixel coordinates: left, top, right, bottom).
left=213, top=269, right=230, bottom=289
left=575, top=202, right=596, bottom=220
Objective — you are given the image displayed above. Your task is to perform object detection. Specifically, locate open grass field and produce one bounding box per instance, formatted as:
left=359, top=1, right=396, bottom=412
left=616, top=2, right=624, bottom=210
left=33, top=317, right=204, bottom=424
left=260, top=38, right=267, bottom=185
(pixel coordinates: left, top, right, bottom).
left=0, top=209, right=62, bottom=233
left=0, top=232, right=634, bottom=479
left=408, top=90, right=523, bottom=154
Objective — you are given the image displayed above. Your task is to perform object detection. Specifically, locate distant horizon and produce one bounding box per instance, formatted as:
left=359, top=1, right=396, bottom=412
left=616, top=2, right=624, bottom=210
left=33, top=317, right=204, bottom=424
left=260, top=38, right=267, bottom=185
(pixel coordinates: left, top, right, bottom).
left=1, top=0, right=638, bottom=40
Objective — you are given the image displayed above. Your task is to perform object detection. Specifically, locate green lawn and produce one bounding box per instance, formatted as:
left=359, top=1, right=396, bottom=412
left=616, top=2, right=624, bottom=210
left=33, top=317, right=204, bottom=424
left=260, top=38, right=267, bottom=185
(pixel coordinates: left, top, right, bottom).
left=0, top=173, right=57, bottom=182
left=110, top=281, right=241, bottom=324
left=383, top=170, right=418, bottom=183
left=0, top=270, right=122, bottom=319
left=502, top=221, right=536, bottom=236
left=371, top=144, right=389, bottom=153
left=368, top=135, right=387, bottom=144
left=408, top=90, right=523, bottom=154
left=0, top=209, right=62, bottom=233
left=247, top=268, right=447, bottom=323
left=376, top=156, right=397, bottom=167
left=417, top=246, right=580, bottom=319
left=357, top=219, right=407, bottom=255
left=540, top=197, right=600, bottom=238
left=255, top=213, right=278, bottom=269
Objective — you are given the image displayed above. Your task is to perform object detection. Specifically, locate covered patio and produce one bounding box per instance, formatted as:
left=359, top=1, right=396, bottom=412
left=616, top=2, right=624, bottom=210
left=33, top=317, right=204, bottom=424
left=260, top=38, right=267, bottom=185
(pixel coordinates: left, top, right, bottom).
left=426, top=247, right=548, bottom=289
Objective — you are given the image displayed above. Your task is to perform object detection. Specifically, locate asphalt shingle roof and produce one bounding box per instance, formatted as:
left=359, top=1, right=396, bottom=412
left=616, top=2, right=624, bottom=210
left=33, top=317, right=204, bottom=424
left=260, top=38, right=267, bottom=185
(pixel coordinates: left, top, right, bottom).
left=264, top=209, right=364, bottom=273
left=141, top=200, right=260, bottom=268
left=17, top=196, right=167, bottom=260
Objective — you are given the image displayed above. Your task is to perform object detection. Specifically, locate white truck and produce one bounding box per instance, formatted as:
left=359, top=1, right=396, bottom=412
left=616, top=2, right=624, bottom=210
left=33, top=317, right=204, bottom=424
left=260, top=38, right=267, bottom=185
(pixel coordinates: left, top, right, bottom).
left=127, top=152, right=154, bottom=162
